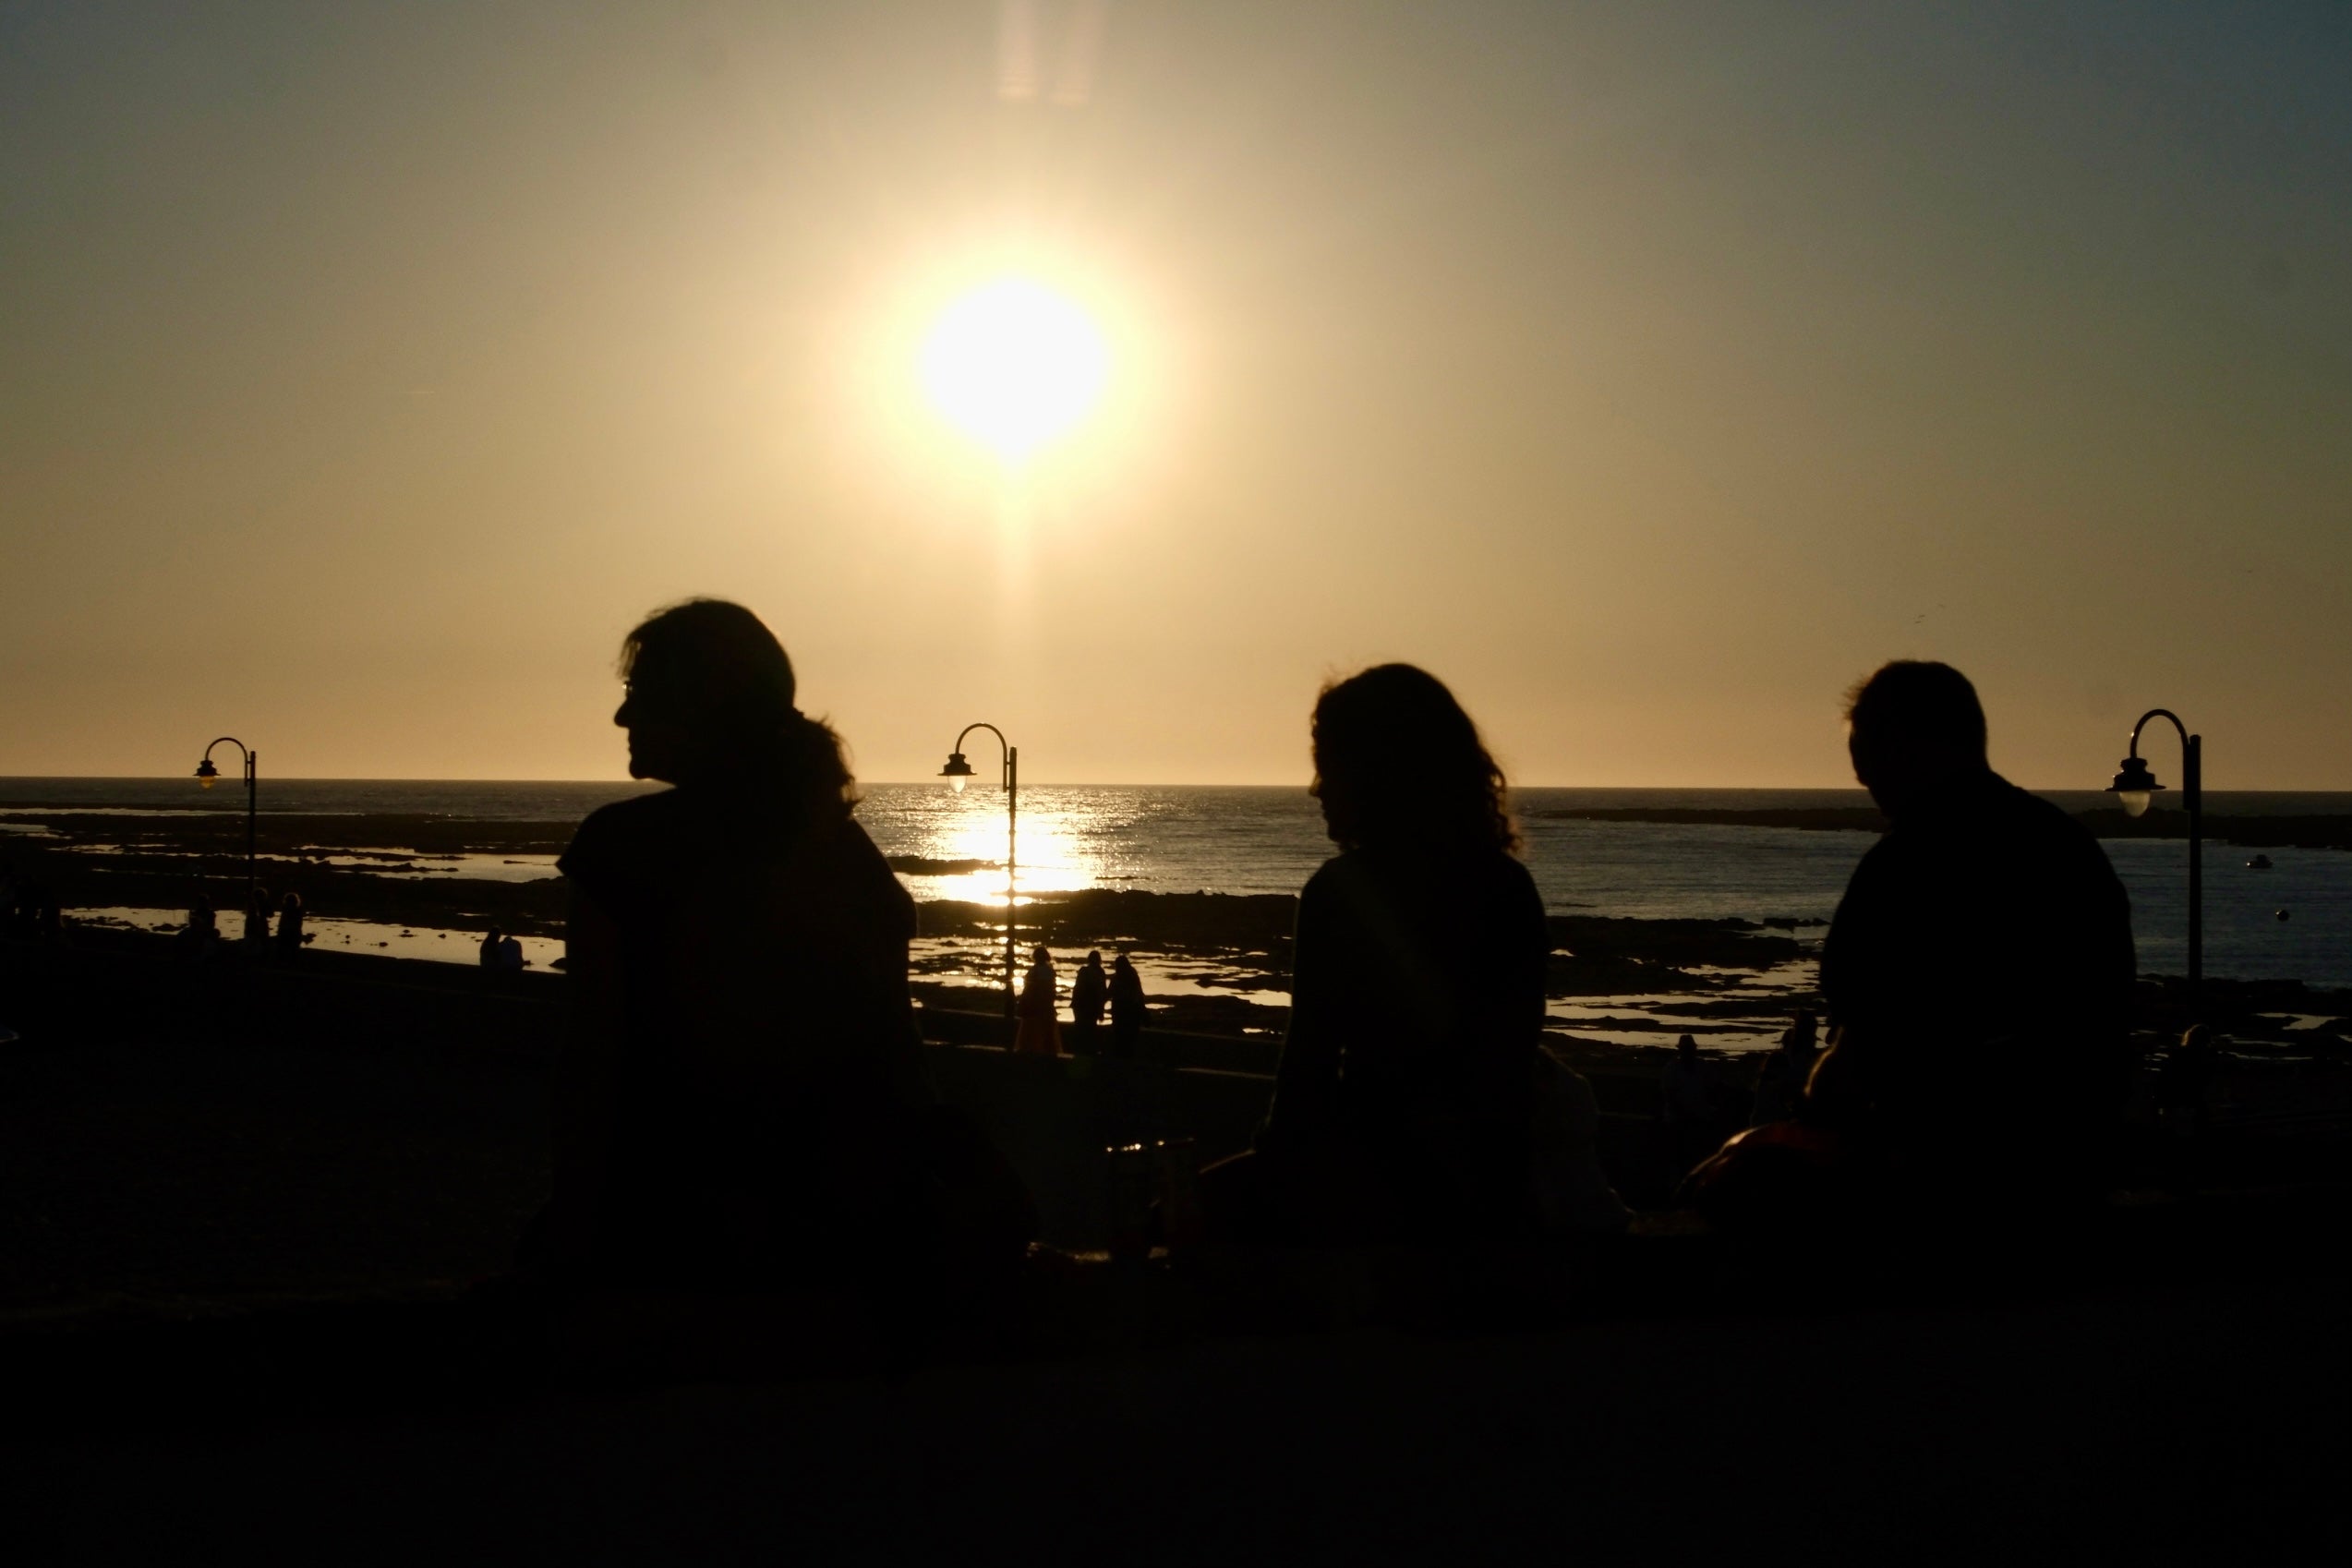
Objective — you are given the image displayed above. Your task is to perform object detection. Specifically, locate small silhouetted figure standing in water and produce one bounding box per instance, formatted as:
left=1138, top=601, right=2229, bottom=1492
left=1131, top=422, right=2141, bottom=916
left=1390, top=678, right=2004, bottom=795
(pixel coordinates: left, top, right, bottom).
left=1015, top=945, right=1062, bottom=1056
left=1068, top=950, right=1108, bottom=1055
left=1201, top=664, right=1551, bottom=1246
left=1108, top=953, right=1147, bottom=1059
left=541, top=598, right=1027, bottom=1297
left=1811, top=660, right=2133, bottom=1208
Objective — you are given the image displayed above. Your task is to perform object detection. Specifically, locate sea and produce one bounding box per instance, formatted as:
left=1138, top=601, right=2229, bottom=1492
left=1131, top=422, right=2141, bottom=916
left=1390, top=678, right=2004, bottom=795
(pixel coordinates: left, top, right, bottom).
left=4, top=778, right=2349, bottom=991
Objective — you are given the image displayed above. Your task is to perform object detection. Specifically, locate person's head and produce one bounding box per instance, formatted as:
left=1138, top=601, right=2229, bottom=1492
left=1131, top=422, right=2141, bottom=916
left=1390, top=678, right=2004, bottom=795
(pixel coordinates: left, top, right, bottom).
left=1115, top=952, right=1134, bottom=972
left=487, top=927, right=503, bottom=942
left=1843, top=660, right=1990, bottom=816
left=281, top=891, right=302, bottom=911
left=1789, top=1009, right=1819, bottom=1053
left=614, top=598, right=853, bottom=814
left=1310, top=664, right=1516, bottom=855
left=1031, top=945, right=1050, bottom=966
left=1086, top=950, right=1103, bottom=969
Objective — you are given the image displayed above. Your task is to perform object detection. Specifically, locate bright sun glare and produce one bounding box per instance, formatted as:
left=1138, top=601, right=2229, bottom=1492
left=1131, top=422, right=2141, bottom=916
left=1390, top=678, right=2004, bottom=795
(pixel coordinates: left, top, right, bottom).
left=921, top=278, right=1108, bottom=462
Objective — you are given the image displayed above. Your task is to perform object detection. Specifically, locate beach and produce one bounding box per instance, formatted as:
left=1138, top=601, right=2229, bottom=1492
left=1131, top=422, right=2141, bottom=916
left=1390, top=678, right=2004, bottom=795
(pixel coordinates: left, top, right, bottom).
left=7, top=778, right=2352, bottom=1055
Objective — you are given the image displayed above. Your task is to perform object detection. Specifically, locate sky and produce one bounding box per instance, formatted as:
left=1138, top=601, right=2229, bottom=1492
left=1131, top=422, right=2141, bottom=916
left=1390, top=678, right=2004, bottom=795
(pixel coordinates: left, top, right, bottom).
left=3, top=1, right=2347, bottom=788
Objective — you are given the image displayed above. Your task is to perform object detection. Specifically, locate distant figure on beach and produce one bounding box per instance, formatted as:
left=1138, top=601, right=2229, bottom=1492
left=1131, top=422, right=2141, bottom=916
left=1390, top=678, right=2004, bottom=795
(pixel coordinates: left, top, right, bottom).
left=540, top=597, right=1029, bottom=1294
left=1809, top=660, right=2133, bottom=1205
left=1749, top=1011, right=1820, bottom=1127
left=1108, top=952, right=1147, bottom=1059
left=1015, top=946, right=1062, bottom=1056
left=1658, top=1033, right=1725, bottom=1174
left=243, top=887, right=273, bottom=946
left=180, top=888, right=219, bottom=955
left=1660, top=1033, right=1713, bottom=1121
left=274, top=891, right=306, bottom=959
left=479, top=927, right=506, bottom=968
left=1200, top=664, right=1559, bottom=1245
left=1068, top=950, right=1108, bottom=1055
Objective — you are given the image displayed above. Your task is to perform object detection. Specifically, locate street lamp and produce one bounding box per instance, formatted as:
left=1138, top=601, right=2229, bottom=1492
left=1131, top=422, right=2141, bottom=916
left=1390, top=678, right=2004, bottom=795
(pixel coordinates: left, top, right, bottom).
left=2106, top=708, right=2201, bottom=1004
left=194, top=736, right=259, bottom=915
left=941, top=723, right=1018, bottom=1020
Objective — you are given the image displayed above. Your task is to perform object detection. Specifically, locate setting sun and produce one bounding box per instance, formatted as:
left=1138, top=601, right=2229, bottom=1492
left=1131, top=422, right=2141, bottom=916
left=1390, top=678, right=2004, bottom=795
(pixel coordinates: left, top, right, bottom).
left=920, top=278, right=1109, bottom=462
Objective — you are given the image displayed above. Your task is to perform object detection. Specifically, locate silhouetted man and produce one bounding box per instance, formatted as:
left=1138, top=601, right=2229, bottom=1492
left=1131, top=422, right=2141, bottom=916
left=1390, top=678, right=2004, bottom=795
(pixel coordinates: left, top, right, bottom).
left=1815, top=661, right=2133, bottom=1201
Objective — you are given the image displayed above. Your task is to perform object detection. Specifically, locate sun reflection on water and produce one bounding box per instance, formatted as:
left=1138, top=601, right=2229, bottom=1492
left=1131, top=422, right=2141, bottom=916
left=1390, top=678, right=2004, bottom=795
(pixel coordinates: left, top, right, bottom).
left=899, top=791, right=1124, bottom=907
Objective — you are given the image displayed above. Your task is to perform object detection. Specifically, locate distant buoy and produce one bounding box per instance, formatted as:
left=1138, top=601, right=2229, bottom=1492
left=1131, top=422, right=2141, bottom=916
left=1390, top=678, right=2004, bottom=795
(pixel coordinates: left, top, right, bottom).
left=2248, top=854, right=2274, bottom=870
left=2276, top=910, right=2291, bottom=923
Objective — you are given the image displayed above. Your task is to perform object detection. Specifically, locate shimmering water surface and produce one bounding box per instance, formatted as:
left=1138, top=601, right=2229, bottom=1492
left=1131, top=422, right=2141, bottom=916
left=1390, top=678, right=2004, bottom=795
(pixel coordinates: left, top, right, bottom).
left=5, top=779, right=2348, bottom=989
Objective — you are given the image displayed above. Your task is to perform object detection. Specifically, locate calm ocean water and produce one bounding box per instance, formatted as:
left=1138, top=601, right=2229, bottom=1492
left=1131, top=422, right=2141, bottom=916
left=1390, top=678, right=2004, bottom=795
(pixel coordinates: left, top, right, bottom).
left=5, top=778, right=2349, bottom=989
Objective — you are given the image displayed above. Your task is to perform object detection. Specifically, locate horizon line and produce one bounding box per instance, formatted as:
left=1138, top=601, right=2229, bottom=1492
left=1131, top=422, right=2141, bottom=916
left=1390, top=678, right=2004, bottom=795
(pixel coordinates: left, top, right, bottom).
left=3, top=773, right=2349, bottom=796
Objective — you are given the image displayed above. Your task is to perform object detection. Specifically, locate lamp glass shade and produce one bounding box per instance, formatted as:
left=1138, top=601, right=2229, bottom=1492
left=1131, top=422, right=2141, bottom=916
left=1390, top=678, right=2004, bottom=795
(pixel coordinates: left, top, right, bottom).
left=195, top=758, right=219, bottom=789
left=2107, top=757, right=2164, bottom=818
left=949, top=775, right=967, bottom=793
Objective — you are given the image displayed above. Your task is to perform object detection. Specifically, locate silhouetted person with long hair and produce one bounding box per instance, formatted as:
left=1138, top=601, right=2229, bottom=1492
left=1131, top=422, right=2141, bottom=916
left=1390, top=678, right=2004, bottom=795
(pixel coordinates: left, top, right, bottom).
left=1203, top=663, right=1549, bottom=1246
left=1810, top=660, right=2132, bottom=1208
left=544, top=598, right=1026, bottom=1297
left=1068, top=950, right=1107, bottom=1055
left=274, top=891, right=305, bottom=961
left=1108, top=952, right=1147, bottom=1060
left=242, top=887, right=272, bottom=947
left=179, top=887, right=218, bottom=957
left=1015, top=945, right=1062, bottom=1056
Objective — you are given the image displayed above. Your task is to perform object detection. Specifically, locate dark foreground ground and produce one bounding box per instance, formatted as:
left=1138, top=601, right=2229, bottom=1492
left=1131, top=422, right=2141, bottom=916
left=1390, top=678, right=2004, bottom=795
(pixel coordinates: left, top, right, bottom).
left=4, top=934, right=2350, bottom=1560
left=13, top=1276, right=2347, bottom=1562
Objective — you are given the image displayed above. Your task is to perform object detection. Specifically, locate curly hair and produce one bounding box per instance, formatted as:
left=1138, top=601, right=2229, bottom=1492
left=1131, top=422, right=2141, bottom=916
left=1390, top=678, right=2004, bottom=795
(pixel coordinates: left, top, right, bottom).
left=620, top=598, right=855, bottom=819
left=1311, top=664, right=1518, bottom=855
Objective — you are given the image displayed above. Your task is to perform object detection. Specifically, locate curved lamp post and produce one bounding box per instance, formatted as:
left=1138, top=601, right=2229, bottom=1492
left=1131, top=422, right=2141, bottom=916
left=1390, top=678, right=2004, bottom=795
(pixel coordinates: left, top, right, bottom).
left=2107, top=708, right=2201, bottom=1005
left=194, top=736, right=259, bottom=914
left=941, top=723, right=1018, bottom=1020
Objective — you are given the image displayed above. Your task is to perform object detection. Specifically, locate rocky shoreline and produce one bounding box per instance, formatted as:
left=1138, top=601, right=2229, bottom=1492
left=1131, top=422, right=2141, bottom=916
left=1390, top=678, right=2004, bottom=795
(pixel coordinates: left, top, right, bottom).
left=10, top=803, right=2350, bottom=1059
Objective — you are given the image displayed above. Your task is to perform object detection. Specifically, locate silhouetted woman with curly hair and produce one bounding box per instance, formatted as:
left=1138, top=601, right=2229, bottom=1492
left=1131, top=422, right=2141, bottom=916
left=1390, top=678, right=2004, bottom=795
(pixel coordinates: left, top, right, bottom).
left=542, top=598, right=1027, bottom=1297
left=1205, top=663, right=1550, bottom=1246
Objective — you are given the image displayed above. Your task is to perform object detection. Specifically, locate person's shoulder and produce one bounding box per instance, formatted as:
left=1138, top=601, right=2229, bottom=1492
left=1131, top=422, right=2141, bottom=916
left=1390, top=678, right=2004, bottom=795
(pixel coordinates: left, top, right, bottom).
left=561, top=788, right=679, bottom=874
left=573, top=788, right=681, bottom=839
left=1489, top=847, right=1541, bottom=898
left=831, top=813, right=915, bottom=915
left=1988, top=775, right=2106, bottom=852
left=828, top=814, right=905, bottom=883
left=1303, top=852, right=1357, bottom=893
